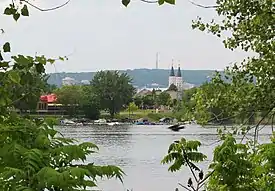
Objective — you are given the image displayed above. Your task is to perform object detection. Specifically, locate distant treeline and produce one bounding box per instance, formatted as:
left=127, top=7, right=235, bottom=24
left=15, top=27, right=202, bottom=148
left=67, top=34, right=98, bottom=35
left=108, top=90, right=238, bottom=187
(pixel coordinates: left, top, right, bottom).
left=47, top=69, right=214, bottom=87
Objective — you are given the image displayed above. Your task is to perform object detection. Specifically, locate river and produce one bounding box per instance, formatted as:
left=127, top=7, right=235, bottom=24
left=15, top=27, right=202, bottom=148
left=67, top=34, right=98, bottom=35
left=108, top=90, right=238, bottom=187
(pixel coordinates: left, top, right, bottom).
left=56, top=124, right=273, bottom=191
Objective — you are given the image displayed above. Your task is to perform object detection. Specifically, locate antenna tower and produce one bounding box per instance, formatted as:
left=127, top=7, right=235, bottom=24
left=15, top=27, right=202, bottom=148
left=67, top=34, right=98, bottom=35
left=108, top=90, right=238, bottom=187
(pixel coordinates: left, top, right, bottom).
left=156, top=52, right=159, bottom=69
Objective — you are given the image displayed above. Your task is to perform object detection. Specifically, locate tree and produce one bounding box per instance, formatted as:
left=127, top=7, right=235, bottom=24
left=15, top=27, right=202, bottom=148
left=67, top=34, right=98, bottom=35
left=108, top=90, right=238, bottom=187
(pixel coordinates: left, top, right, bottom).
left=156, top=91, right=171, bottom=106
left=91, top=71, right=135, bottom=118
left=0, top=4, right=125, bottom=190
left=167, top=84, right=178, bottom=91
left=6, top=68, right=49, bottom=113
left=54, top=85, right=84, bottom=116
left=142, top=94, right=155, bottom=109
left=166, top=0, right=275, bottom=190
left=80, top=85, right=100, bottom=120
left=127, top=102, right=139, bottom=116
left=133, top=96, right=143, bottom=109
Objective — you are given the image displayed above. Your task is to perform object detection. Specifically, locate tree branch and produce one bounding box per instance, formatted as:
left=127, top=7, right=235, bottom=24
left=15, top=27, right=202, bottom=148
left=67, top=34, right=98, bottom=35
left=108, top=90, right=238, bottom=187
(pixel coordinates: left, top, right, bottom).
left=20, top=0, right=70, bottom=12
left=178, top=183, right=192, bottom=191
left=188, top=0, right=218, bottom=9
left=272, top=112, right=275, bottom=133
left=254, top=106, right=275, bottom=145
left=198, top=170, right=215, bottom=190
left=139, top=0, right=158, bottom=3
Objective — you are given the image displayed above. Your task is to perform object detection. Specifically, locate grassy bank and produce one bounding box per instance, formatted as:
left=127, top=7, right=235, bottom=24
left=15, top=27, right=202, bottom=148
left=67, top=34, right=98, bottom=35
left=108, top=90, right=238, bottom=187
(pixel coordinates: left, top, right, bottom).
left=115, top=109, right=174, bottom=122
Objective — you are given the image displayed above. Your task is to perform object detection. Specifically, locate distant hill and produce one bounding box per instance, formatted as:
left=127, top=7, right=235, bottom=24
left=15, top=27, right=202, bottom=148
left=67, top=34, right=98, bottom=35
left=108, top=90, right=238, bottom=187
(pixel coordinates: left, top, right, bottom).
left=47, top=69, right=215, bottom=88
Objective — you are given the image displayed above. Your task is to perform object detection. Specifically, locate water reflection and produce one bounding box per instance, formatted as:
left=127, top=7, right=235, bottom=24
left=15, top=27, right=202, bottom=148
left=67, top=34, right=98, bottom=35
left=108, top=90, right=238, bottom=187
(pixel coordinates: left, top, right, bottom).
left=56, top=125, right=272, bottom=191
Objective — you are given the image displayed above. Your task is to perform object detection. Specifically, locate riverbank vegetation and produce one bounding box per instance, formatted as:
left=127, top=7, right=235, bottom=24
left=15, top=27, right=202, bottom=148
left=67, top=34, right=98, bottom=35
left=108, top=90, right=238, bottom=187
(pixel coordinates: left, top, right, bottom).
left=1, top=0, right=274, bottom=191
left=161, top=0, right=275, bottom=190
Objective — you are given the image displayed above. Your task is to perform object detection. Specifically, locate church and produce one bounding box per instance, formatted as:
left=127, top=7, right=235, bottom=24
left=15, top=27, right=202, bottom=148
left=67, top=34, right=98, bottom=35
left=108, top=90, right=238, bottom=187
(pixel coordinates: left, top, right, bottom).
left=168, top=64, right=183, bottom=91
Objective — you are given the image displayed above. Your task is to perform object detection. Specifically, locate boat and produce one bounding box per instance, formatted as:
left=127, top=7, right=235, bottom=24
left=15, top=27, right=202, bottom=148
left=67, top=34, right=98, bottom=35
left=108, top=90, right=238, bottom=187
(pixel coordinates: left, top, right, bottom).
left=60, top=119, right=83, bottom=126
left=168, top=124, right=185, bottom=131
left=107, top=122, right=120, bottom=126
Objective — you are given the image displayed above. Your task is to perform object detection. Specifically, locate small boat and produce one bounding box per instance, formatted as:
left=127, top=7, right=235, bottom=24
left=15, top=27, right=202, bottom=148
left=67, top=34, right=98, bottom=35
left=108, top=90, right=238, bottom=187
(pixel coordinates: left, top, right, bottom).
left=168, top=124, right=185, bottom=131
left=107, top=122, right=120, bottom=126
left=60, top=119, right=83, bottom=126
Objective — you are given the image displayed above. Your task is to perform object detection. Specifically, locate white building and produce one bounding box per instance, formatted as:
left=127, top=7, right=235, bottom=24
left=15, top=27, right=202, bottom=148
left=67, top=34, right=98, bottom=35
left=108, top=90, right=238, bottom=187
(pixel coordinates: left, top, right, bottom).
left=62, top=77, right=77, bottom=86
left=168, top=64, right=195, bottom=91
left=80, top=80, right=90, bottom=85
left=168, top=65, right=183, bottom=91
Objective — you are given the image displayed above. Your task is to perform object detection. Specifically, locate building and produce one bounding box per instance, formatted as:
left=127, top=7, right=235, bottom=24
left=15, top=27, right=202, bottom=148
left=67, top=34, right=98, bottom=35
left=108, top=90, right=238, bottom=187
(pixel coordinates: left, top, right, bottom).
left=37, top=93, right=65, bottom=114
left=168, top=64, right=183, bottom=91
left=80, top=80, right=90, bottom=85
left=62, top=77, right=77, bottom=86
left=135, top=88, right=152, bottom=97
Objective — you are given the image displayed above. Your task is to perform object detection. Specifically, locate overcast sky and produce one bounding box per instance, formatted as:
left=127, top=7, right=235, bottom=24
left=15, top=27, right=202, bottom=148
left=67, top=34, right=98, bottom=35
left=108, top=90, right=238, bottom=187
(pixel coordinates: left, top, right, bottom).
left=1, top=0, right=251, bottom=73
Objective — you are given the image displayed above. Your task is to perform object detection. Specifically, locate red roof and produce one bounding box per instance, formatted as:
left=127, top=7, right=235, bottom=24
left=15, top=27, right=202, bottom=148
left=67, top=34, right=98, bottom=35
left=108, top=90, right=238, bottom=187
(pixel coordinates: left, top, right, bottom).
left=40, top=93, right=57, bottom=103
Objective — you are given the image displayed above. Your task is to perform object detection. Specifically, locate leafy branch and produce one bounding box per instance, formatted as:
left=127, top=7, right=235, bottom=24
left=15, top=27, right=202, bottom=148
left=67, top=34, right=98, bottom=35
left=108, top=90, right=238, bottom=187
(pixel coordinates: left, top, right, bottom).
left=20, top=0, right=71, bottom=12
left=188, top=1, right=218, bottom=9
left=162, top=138, right=209, bottom=191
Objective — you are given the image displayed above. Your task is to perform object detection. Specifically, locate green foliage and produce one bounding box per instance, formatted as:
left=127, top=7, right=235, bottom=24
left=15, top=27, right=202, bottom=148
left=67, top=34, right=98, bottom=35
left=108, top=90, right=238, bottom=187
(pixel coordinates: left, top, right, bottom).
left=1, top=4, right=125, bottom=190
left=163, top=0, right=275, bottom=190
left=156, top=91, right=171, bottom=106
left=80, top=85, right=101, bottom=120
left=0, top=117, right=124, bottom=190
left=127, top=102, right=139, bottom=115
left=54, top=85, right=83, bottom=116
left=167, top=84, right=178, bottom=91
left=162, top=138, right=206, bottom=172
left=174, top=87, right=198, bottom=121
left=133, top=96, right=143, bottom=108
left=54, top=85, right=101, bottom=119
left=190, top=0, right=275, bottom=125
left=141, top=94, right=155, bottom=109
left=91, top=70, right=135, bottom=117
left=207, top=134, right=275, bottom=191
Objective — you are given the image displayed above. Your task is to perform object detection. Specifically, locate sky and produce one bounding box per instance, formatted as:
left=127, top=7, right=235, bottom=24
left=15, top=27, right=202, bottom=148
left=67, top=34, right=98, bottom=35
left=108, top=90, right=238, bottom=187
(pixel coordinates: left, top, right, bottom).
left=0, top=0, right=251, bottom=73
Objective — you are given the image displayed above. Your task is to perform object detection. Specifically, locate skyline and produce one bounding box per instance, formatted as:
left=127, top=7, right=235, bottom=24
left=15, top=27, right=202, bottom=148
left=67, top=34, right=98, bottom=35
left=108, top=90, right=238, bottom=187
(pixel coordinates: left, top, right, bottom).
left=1, top=0, right=252, bottom=73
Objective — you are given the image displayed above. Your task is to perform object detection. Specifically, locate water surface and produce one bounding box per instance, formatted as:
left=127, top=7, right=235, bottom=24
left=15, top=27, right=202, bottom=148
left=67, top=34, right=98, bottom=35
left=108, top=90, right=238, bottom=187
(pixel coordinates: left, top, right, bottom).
left=56, top=124, right=272, bottom=191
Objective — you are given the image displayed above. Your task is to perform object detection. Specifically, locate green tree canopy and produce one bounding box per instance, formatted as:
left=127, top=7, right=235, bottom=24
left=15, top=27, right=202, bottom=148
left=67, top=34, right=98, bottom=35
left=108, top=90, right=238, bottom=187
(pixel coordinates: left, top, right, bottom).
left=0, top=3, right=125, bottom=190
left=54, top=85, right=84, bottom=116
left=142, top=94, right=155, bottom=109
left=80, top=85, right=101, bottom=120
left=127, top=102, right=139, bottom=115
left=9, top=70, right=49, bottom=112
left=167, top=84, right=178, bottom=91
left=133, top=96, right=143, bottom=108
left=91, top=71, right=135, bottom=117
left=156, top=91, right=171, bottom=106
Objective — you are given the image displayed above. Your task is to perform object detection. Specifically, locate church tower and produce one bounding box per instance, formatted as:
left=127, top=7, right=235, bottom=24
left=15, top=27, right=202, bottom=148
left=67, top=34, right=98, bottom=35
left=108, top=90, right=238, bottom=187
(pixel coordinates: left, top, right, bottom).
left=168, top=61, right=176, bottom=88
left=175, top=64, right=183, bottom=90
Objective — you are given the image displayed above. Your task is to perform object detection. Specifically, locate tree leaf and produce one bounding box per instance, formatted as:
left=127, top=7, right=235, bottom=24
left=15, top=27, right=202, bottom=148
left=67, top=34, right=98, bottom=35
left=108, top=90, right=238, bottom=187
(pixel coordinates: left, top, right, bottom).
left=158, top=0, right=165, bottom=5
left=4, top=7, right=12, bottom=15
left=122, top=0, right=130, bottom=7
left=59, top=56, right=65, bottom=61
left=13, top=13, right=20, bottom=21
left=0, top=97, right=6, bottom=106
left=21, top=5, right=29, bottom=16
left=3, top=42, right=11, bottom=52
left=0, top=61, right=9, bottom=67
left=0, top=52, right=3, bottom=61
left=8, top=70, right=21, bottom=84
left=35, top=63, right=45, bottom=74
left=47, top=59, right=55, bottom=64
left=165, top=0, right=175, bottom=4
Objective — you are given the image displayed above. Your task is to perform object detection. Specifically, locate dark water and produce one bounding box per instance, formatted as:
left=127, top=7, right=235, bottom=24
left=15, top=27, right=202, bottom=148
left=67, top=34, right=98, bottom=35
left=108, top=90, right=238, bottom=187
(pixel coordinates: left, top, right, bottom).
left=56, top=125, right=273, bottom=191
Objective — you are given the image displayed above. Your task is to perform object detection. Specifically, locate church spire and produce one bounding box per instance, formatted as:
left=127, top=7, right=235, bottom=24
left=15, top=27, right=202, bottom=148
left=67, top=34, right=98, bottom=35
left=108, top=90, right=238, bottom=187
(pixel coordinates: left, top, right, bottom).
left=169, top=59, right=175, bottom=76
left=176, top=63, right=182, bottom=77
